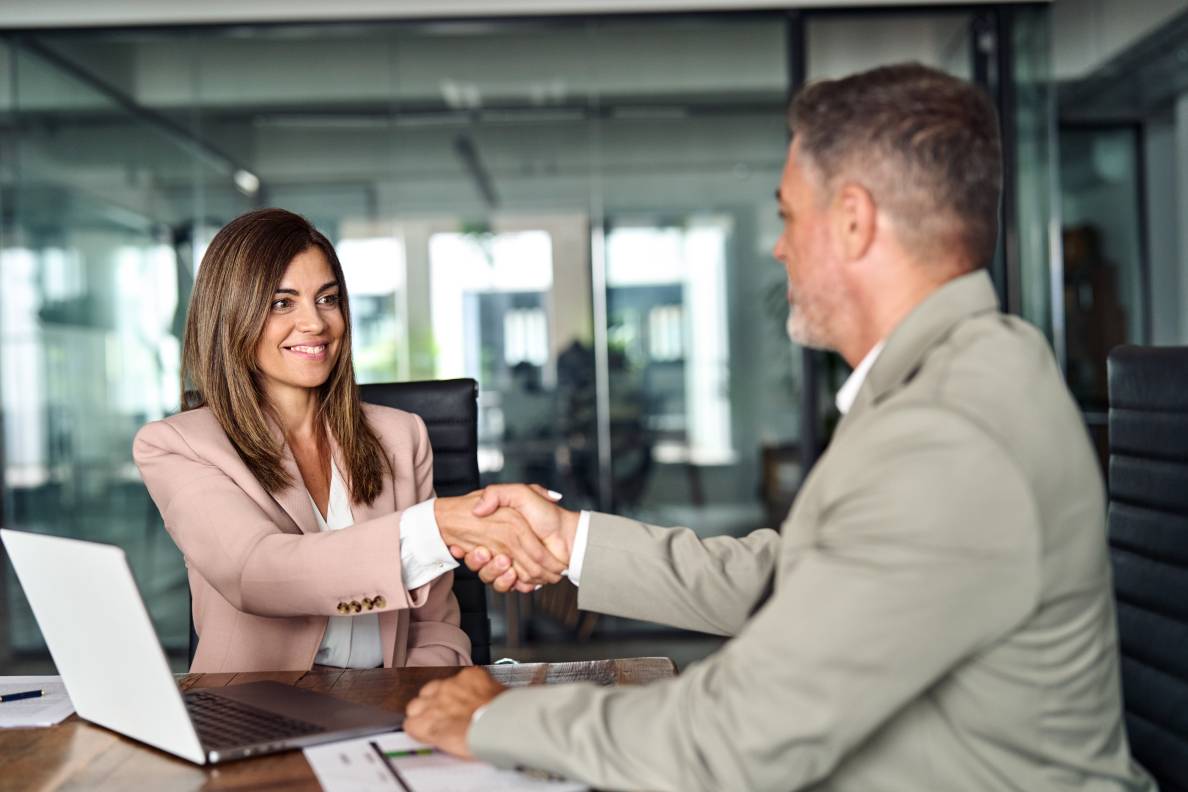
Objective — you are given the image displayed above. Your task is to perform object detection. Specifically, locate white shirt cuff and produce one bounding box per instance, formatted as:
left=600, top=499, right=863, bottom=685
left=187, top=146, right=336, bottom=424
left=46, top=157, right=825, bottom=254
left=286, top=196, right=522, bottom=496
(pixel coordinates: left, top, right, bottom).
left=400, top=498, right=459, bottom=590
left=565, top=511, right=592, bottom=587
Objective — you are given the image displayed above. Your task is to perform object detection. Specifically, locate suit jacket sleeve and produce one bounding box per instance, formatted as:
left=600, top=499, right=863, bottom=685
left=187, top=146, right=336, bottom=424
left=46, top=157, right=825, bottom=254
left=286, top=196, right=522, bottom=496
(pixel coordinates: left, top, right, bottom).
left=469, top=406, right=1042, bottom=791
left=403, top=415, right=472, bottom=666
left=134, top=416, right=437, bottom=619
left=577, top=515, right=781, bottom=636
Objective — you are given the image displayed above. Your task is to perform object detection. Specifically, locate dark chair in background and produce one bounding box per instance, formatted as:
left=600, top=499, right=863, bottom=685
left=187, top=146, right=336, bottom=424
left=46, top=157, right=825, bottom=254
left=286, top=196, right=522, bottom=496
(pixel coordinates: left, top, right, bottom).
left=1107, top=345, right=1188, bottom=791
left=360, top=378, right=490, bottom=666
left=188, top=378, right=489, bottom=667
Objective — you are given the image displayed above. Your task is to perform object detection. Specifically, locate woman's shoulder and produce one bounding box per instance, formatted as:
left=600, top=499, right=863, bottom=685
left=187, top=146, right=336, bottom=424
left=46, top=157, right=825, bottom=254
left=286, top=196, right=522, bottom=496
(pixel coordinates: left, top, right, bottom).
left=134, top=407, right=230, bottom=459
left=361, top=402, right=427, bottom=444
left=358, top=406, right=430, bottom=455
left=139, top=406, right=223, bottom=436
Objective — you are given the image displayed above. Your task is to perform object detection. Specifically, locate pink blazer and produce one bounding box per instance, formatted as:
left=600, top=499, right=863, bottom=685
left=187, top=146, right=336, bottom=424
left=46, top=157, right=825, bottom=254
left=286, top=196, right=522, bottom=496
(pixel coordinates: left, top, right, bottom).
left=133, top=403, right=471, bottom=673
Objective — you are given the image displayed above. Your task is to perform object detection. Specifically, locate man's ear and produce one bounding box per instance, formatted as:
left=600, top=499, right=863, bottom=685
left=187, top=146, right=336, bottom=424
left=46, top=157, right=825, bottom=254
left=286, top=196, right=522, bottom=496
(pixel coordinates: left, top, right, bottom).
left=832, top=182, right=877, bottom=261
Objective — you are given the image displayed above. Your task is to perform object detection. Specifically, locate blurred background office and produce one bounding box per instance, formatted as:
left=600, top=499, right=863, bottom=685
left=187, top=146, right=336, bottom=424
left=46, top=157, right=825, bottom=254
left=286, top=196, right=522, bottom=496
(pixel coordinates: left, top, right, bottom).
left=1, top=0, right=1185, bottom=672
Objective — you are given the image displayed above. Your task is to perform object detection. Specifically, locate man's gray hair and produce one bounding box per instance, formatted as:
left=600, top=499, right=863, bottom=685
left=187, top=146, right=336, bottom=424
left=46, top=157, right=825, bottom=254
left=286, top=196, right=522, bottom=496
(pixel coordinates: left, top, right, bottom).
left=789, top=62, right=1003, bottom=270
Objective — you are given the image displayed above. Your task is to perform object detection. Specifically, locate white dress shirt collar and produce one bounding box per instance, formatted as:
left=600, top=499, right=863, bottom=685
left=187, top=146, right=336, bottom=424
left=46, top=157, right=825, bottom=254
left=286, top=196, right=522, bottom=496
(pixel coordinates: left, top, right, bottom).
left=834, top=341, right=885, bottom=416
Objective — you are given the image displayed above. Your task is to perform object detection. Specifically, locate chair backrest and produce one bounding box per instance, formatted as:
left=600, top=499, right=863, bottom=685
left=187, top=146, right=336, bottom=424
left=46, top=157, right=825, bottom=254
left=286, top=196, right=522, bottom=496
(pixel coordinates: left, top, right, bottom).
left=360, top=379, right=490, bottom=665
left=1107, top=345, right=1188, bottom=790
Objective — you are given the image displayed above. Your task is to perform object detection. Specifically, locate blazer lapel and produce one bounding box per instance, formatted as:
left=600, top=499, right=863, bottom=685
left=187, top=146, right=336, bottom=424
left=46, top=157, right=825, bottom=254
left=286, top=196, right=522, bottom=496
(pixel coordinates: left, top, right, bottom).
left=273, top=440, right=319, bottom=535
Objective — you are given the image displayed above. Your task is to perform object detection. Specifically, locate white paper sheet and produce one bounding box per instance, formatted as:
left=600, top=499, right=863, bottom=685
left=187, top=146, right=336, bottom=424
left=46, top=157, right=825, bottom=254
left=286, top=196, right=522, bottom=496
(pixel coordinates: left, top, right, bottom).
left=0, top=676, right=74, bottom=728
left=304, top=731, right=588, bottom=792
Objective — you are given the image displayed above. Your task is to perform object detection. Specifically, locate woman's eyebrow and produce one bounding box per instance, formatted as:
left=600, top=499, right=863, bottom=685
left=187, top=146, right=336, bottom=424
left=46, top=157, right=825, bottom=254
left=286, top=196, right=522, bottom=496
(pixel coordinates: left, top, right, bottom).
left=273, top=280, right=338, bottom=296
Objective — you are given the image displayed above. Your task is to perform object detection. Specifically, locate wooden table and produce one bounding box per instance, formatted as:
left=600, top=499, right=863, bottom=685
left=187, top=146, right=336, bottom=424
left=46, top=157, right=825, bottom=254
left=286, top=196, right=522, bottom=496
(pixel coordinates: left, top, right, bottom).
left=0, top=658, right=676, bottom=791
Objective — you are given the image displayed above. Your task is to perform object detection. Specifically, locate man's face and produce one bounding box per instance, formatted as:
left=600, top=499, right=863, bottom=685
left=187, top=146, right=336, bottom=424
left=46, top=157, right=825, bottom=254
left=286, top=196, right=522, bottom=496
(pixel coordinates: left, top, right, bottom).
left=772, top=140, right=846, bottom=351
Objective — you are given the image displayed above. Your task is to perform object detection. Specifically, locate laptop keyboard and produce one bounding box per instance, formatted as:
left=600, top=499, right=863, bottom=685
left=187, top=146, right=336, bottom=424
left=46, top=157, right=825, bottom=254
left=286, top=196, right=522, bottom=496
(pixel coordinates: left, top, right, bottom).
left=184, top=690, right=323, bottom=751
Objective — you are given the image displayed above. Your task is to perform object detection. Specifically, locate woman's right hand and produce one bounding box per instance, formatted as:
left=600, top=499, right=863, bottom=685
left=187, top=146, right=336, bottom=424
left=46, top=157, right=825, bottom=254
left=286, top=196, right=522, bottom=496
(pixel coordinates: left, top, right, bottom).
left=434, top=493, right=567, bottom=586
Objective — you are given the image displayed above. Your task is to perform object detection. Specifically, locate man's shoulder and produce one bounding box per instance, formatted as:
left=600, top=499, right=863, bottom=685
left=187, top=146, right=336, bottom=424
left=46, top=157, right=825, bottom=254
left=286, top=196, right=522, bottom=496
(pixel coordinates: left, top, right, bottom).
left=876, top=310, right=1100, bottom=508
left=908, top=312, right=1068, bottom=428
left=836, top=311, right=1081, bottom=479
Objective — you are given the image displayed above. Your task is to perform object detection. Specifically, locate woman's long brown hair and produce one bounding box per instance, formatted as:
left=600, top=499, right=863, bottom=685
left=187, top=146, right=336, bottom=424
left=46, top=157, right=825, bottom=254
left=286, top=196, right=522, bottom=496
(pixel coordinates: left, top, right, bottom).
left=181, top=208, right=388, bottom=504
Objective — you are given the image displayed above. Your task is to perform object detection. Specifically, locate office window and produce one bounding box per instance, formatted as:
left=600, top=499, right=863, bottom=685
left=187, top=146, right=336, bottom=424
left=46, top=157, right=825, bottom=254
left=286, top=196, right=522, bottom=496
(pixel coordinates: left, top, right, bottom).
left=338, top=235, right=408, bottom=384
left=648, top=305, right=684, bottom=362
left=504, top=308, right=549, bottom=367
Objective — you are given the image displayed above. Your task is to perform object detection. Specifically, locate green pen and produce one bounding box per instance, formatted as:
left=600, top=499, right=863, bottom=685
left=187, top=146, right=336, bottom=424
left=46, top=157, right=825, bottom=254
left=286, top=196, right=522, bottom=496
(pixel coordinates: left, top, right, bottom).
left=384, top=747, right=437, bottom=758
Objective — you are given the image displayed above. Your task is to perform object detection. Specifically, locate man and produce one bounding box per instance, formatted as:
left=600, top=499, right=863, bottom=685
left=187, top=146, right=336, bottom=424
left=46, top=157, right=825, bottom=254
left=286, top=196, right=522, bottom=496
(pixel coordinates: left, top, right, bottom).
left=414, top=64, right=1154, bottom=791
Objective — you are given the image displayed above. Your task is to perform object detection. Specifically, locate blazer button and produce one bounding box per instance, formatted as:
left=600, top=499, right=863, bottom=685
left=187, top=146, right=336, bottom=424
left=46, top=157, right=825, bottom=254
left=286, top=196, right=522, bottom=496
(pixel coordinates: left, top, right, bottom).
left=350, top=600, right=362, bottom=613
left=361, top=596, right=374, bottom=610
left=336, top=602, right=350, bottom=614
left=372, top=595, right=386, bottom=609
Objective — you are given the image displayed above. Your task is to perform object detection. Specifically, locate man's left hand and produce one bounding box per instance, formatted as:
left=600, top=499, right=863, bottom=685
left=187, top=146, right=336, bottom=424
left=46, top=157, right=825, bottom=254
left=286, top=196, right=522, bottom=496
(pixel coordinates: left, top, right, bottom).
left=404, top=667, right=507, bottom=759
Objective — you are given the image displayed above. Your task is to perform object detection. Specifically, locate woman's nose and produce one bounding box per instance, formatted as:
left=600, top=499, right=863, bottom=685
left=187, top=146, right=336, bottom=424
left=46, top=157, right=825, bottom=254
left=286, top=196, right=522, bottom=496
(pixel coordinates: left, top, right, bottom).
left=295, top=302, right=326, bottom=333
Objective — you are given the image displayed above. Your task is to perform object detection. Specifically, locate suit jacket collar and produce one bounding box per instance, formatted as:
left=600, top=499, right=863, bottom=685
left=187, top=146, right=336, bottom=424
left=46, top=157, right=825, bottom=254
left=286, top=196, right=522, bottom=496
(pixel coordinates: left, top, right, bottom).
left=844, top=269, right=999, bottom=422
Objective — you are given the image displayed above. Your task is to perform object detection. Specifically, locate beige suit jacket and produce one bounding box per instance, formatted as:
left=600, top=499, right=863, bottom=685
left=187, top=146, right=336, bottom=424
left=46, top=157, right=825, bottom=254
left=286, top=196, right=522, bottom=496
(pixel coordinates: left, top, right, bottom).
left=470, top=271, right=1154, bottom=791
left=133, top=403, right=470, bottom=673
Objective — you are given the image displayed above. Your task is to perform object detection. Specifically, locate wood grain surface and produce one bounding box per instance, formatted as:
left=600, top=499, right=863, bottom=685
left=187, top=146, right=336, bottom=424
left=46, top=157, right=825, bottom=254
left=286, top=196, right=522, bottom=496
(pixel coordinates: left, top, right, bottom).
left=0, top=657, right=676, bottom=792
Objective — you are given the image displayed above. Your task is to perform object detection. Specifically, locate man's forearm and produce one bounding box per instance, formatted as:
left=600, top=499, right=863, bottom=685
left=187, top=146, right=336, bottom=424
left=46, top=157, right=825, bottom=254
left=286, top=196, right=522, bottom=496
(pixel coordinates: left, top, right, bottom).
left=576, top=513, right=780, bottom=635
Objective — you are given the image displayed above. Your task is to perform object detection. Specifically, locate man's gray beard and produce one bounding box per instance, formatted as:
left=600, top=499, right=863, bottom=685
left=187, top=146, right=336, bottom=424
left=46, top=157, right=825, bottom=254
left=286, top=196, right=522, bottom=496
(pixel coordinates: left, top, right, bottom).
left=786, top=307, right=834, bottom=351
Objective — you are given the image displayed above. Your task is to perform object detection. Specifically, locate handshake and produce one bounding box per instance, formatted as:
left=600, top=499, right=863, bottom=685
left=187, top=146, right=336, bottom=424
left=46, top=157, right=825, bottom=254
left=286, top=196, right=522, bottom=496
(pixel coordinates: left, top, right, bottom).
left=433, top=484, right=579, bottom=593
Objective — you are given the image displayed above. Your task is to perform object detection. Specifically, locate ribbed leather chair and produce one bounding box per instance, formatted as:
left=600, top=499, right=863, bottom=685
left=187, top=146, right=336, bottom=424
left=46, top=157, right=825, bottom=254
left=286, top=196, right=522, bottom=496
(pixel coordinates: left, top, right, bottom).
left=1107, top=345, right=1188, bottom=790
left=360, top=378, right=490, bottom=665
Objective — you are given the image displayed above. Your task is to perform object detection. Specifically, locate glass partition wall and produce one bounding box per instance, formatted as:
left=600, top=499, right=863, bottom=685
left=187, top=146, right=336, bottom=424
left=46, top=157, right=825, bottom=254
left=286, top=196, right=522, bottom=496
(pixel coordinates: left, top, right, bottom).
left=0, top=7, right=1054, bottom=670
left=0, top=16, right=794, bottom=666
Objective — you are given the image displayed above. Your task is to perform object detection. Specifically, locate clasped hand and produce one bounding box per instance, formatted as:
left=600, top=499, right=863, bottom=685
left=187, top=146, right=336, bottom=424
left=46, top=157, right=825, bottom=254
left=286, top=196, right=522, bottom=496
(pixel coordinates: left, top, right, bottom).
left=434, top=484, right=579, bottom=593
left=407, top=484, right=577, bottom=759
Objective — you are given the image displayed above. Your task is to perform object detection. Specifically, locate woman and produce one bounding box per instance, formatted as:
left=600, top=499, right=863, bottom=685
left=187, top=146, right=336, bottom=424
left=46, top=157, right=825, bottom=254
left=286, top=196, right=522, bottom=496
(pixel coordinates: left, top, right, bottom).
left=134, top=208, right=471, bottom=673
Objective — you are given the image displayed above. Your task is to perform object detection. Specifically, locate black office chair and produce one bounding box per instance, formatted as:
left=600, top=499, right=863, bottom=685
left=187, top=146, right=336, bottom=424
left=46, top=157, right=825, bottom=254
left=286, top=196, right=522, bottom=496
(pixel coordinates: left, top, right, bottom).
left=187, top=378, right=490, bottom=667
left=360, top=378, right=490, bottom=665
left=1107, top=345, right=1188, bottom=791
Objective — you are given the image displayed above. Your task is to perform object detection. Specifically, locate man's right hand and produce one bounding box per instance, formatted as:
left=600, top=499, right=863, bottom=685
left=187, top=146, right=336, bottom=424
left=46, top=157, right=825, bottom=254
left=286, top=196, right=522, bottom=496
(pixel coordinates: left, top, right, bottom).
left=434, top=492, right=567, bottom=587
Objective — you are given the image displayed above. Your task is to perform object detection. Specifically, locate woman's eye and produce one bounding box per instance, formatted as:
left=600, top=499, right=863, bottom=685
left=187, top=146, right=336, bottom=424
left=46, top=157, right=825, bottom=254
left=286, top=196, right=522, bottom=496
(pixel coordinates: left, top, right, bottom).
left=271, top=299, right=291, bottom=311
left=318, top=293, right=340, bottom=307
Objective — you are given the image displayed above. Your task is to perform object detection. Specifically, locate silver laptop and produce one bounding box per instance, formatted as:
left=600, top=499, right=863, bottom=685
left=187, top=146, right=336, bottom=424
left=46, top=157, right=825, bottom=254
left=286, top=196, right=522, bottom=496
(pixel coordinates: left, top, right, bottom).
left=1, top=528, right=404, bottom=764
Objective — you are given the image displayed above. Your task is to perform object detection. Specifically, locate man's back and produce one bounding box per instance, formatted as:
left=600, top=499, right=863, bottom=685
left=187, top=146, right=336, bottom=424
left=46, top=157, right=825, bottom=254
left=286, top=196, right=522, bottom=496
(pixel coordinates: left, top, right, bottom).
left=466, top=272, right=1153, bottom=792
left=803, top=270, right=1150, bottom=789
left=408, top=63, right=1154, bottom=792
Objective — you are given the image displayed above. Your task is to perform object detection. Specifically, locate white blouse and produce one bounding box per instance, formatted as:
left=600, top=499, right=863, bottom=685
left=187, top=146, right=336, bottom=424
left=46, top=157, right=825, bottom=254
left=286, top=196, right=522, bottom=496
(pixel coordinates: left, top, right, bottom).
left=311, top=461, right=384, bottom=668
left=307, top=461, right=459, bottom=668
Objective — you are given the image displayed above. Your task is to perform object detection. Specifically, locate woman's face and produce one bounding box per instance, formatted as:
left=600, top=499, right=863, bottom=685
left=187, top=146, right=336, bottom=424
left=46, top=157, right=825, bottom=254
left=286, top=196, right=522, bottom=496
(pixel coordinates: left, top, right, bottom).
left=254, top=246, right=346, bottom=402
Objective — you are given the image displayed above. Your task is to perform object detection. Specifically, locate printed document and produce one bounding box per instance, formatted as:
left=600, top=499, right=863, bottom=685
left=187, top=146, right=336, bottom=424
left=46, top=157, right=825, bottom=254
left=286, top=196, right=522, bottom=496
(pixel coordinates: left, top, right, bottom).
left=0, top=676, right=74, bottom=728
left=304, top=730, right=587, bottom=792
